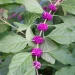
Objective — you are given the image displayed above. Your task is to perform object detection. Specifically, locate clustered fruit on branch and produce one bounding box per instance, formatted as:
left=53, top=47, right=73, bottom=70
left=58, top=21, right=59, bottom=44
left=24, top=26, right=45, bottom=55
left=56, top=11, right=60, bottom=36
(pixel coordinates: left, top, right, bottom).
left=31, top=0, right=59, bottom=70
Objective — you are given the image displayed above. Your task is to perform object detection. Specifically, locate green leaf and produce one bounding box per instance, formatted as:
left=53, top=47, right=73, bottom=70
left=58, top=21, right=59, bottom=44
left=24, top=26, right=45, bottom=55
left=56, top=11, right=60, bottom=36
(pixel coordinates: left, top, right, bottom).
left=61, top=15, right=75, bottom=27
left=7, top=52, right=35, bottom=75
left=40, top=37, right=58, bottom=64
left=14, top=12, right=40, bottom=32
left=0, top=9, right=8, bottom=18
left=61, top=0, right=75, bottom=14
left=0, top=32, right=27, bottom=53
left=0, top=0, right=14, bottom=4
left=0, top=0, right=43, bottom=13
left=72, top=49, right=75, bottom=57
left=26, top=26, right=35, bottom=47
left=42, top=61, right=66, bottom=70
left=48, top=16, right=75, bottom=44
left=0, top=55, right=13, bottom=75
left=42, top=53, right=55, bottom=64
left=49, top=48, right=75, bottom=65
left=55, top=66, right=75, bottom=75
left=24, top=12, right=40, bottom=25
left=26, top=26, right=34, bottom=41
left=24, top=12, right=40, bottom=47
left=0, top=66, right=8, bottom=75
left=3, top=10, right=8, bottom=19
left=14, top=22, right=28, bottom=31
left=23, top=0, right=43, bottom=13
left=14, top=12, right=40, bottom=47
left=0, top=24, right=8, bottom=33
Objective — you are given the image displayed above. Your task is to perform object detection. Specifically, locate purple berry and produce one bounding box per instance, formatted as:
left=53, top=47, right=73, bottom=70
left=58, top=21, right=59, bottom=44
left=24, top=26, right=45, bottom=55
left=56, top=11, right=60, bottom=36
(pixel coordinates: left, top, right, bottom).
left=33, top=61, right=41, bottom=69
left=32, top=36, right=44, bottom=44
left=42, top=12, right=53, bottom=21
left=49, top=4, right=57, bottom=12
left=37, top=23, right=48, bottom=31
left=43, top=6, right=47, bottom=11
left=31, top=48, right=42, bottom=57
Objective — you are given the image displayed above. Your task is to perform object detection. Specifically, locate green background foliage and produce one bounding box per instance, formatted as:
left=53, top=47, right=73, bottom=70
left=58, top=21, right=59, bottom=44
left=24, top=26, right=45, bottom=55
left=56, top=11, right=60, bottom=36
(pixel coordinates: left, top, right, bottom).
left=0, top=0, right=75, bottom=75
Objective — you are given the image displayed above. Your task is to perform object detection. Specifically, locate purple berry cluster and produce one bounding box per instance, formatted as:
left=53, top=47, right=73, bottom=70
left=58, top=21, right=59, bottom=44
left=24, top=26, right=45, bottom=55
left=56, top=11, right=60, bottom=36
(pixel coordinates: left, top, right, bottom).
left=31, top=3, right=57, bottom=70
left=43, top=3, right=57, bottom=12
left=33, top=36, right=44, bottom=44
left=33, top=61, right=41, bottom=69
left=32, top=48, right=42, bottom=57
left=37, top=23, right=48, bottom=31
left=49, top=4, right=57, bottom=12
left=42, top=12, right=53, bottom=21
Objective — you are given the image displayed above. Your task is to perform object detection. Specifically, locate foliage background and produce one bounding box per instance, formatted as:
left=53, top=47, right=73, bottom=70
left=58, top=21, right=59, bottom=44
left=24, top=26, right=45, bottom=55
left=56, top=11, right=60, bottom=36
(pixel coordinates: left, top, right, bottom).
left=0, top=0, right=75, bottom=75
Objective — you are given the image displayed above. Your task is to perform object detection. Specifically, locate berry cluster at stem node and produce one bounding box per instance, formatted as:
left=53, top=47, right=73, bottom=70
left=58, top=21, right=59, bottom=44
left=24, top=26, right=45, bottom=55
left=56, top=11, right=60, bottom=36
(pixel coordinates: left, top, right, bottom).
left=37, top=23, right=48, bottom=31
left=32, top=2, right=58, bottom=71
left=33, top=36, right=44, bottom=44
left=31, top=48, right=42, bottom=57
left=49, top=4, right=57, bottom=12
left=43, top=6, right=48, bottom=11
left=42, top=12, right=53, bottom=21
left=33, top=61, right=41, bottom=69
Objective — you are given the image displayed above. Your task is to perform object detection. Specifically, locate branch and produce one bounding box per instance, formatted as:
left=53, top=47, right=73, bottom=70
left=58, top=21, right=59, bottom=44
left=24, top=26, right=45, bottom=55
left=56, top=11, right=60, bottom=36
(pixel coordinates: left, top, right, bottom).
left=0, top=18, right=25, bottom=36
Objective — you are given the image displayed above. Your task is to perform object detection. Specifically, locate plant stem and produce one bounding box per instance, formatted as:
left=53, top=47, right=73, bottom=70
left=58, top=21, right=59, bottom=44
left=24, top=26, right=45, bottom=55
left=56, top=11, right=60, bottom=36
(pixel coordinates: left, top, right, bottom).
left=39, top=30, right=42, bottom=36
left=0, top=18, right=25, bottom=36
left=35, top=4, right=53, bottom=75
left=44, top=19, right=47, bottom=24
left=35, top=1, right=61, bottom=75
left=36, top=69, right=39, bottom=75
left=55, top=0, right=61, bottom=6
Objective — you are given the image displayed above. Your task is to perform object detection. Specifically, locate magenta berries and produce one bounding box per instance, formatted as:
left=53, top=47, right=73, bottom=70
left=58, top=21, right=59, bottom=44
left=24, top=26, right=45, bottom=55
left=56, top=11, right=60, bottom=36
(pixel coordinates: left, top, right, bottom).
left=49, top=4, right=57, bottom=12
left=42, top=12, right=53, bottom=21
left=43, top=6, right=48, bottom=11
left=33, top=36, right=44, bottom=44
left=31, top=48, right=42, bottom=57
left=37, top=23, right=48, bottom=31
left=33, top=61, right=41, bottom=69
left=31, top=1, right=58, bottom=70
